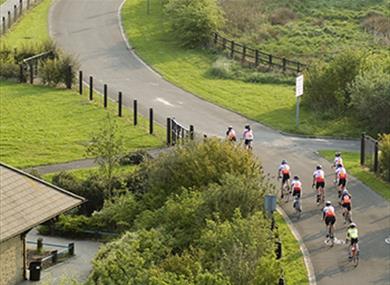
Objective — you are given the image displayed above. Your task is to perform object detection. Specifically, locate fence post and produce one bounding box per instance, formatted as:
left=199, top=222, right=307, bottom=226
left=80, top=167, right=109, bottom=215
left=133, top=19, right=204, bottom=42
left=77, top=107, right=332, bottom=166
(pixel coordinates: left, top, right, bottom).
left=374, top=141, right=379, bottom=173
left=2, top=17, right=5, bottom=34
left=103, top=84, right=107, bottom=108
left=189, top=125, right=194, bottom=140
left=268, top=54, right=272, bottom=66
left=89, top=76, right=93, bottom=101
left=51, top=250, right=58, bottom=264
left=68, top=243, right=74, bottom=256
left=14, top=5, right=17, bottom=22
left=297, top=62, right=301, bottom=74
left=230, top=41, right=234, bottom=58
left=29, top=63, right=33, bottom=84
left=37, top=238, right=43, bottom=253
left=133, top=99, right=137, bottom=125
left=149, top=108, right=153, bottom=134
left=166, top=118, right=171, bottom=146
left=19, top=64, right=24, bottom=82
left=8, top=11, right=11, bottom=28
left=242, top=45, right=246, bottom=62
left=282, top=58, right=287, bottom=72
left=66, top=65, right=72, bottom=89
left=360, top=133, right=365, bottom=166
left=222, top=37, right=226, bottom=49
left=255, top=50, right=259, bottom=66
left=19, top=0, right=23, bottom=15
left=118, top=92, right=122, bottom=117
left=79, top=71, right=83, bottom=94
left=214, top=33, right=218, bottom=45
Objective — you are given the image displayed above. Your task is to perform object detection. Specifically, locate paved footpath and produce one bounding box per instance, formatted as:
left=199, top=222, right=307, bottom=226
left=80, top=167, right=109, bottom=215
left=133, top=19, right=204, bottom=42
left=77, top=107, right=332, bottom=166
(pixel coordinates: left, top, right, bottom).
left=48, top=0, right=390, bottom=284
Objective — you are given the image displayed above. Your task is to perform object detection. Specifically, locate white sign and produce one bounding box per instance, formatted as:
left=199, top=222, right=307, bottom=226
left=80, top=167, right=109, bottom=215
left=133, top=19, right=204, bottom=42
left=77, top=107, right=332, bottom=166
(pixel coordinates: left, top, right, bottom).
left=296, top=75, right=304, bottom=97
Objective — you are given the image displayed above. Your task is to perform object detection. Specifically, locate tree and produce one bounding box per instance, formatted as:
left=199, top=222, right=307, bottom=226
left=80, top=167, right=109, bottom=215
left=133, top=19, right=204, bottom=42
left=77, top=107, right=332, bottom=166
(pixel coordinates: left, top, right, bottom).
left=86, top=114, right=125, bottom=197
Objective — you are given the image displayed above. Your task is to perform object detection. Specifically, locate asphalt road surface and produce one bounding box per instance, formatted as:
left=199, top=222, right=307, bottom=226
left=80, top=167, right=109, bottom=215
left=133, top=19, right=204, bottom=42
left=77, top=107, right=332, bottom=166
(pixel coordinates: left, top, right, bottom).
left=49, top=0, right=390, bottom=284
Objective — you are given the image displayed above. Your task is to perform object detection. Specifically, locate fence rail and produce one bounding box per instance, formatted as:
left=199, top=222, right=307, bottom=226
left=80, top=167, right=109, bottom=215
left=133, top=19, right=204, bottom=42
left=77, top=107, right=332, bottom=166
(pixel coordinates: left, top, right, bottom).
left=212, top=33, right=306, bottom=74
left=20, top=50, right=56, bottom=84
left=166, top=118, right=194, bottom=146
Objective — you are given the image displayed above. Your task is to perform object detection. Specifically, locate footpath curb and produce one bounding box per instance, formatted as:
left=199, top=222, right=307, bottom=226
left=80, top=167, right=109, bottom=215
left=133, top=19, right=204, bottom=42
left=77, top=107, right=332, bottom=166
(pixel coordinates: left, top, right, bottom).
left=277, top=206, right=317, bottom=285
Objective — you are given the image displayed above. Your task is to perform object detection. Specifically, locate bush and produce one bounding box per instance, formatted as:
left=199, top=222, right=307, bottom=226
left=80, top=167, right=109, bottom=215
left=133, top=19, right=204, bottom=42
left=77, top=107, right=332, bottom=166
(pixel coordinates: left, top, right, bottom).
left=164, top=0, right=224, bottom=47
left=39, top=53, right=78, bottom=87
left=125, top=167, right=149, bottom=198
left=349, top=68, right=390, bottom=133
left=119, top=150, right=149, bottom=165
left=0, top=58, right=19, bottom=79
left=270, top=7, right=297, bottom=25
left=379, top=134, right=390, bottom=181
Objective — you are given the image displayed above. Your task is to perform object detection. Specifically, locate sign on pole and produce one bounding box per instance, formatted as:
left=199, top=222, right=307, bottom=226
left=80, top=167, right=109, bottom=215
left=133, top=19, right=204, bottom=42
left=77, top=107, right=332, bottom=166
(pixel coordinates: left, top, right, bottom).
left=295, top=75, right=304, bottom=128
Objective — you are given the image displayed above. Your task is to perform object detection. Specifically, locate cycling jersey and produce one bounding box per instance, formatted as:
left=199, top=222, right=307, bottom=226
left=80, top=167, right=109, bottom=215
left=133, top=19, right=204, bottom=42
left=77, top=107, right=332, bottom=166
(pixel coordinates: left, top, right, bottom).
left=342, top=194, right=351, bottom=204
left=337, top=167, right=347, bottom=180
left=347, top=228, right=358, bottom=239
left=313, top=170, right=325, bottom=183
left=323, top=206, right=336, bottom=217
left=279, top=164, right=290, bottom=175
left=243, top=129, right=254, bottom=140
left=291, top=180, right=302, bottom=191
left=334, top=157, right=343, bottom=167
left=227, top=129, right=237, bottom=141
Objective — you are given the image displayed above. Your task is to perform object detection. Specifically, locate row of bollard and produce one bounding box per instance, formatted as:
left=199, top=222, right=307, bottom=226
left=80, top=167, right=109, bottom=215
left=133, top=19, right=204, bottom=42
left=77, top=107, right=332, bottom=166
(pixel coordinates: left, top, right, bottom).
left=78, top=71, right=154, bottom=135
left=1, top=0, right=37, bottom=35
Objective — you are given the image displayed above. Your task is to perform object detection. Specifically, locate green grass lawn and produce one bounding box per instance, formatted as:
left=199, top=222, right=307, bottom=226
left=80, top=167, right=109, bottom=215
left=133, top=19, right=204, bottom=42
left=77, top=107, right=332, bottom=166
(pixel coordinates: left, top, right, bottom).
left=0, top=81, right=165, bottom=168
left=121, top=0, right=364, bottom=137
left=319, top=150, right=390, bottom=201
left=1, top=0, right=51, bottom=47
left=42, top=165, right=137, bottom=182
left=275, top=213, right=308, bottom=285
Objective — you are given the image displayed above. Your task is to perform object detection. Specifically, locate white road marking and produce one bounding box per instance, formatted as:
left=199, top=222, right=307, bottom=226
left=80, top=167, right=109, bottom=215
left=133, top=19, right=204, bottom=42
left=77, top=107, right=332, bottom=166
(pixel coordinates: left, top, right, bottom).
left=155, top=97, right=175, bottom=107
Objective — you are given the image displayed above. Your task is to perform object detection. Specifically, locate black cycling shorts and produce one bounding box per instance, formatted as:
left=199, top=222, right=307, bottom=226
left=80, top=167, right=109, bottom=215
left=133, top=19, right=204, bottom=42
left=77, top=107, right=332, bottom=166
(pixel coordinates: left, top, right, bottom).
left=342, top=203, right=351, bottom=211
left=338, top=178, right=346, bottom=187
left=316, top=181, right=325, bottom=189
left=350, top=238, right=358, bottom=245
left=282, top=173, right=290, bottom=183
left=292, top=190, right=301, bottom=198
left=244, top=139, right=252, bottom=145
left=325, top=216, right=336, bottom=226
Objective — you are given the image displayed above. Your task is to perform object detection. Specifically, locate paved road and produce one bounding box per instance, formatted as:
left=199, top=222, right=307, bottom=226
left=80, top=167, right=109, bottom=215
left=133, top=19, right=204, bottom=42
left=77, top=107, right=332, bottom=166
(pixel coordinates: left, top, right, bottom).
left=19, top=229, right=100, bottom=285
left=49, top=0, right=390, bottom=284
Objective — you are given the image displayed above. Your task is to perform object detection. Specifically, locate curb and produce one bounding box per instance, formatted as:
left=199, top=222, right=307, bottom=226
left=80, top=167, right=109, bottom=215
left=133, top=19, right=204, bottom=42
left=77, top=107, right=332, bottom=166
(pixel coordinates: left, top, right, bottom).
left=277, top=206, right=317, bottom=285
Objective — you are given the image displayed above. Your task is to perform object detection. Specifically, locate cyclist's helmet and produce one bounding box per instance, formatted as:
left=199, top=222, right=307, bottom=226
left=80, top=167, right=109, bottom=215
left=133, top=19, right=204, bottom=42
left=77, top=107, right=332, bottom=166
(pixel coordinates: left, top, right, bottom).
left=245, top=125, right=250, bottom=129
left=282, top=160, right=287, bottom=164
left=349, top=223, right=357, bottom=228
left=335, top=152, right=341, bottom=157
left=325, top=201, right=332, bottom=206
left=342, top=189, right=349, bottom=195
left=316, top=165, right=322, bottom=170
left=294, top=175, right=299, bottom=180
left=228, top=126, right=233, bottom=129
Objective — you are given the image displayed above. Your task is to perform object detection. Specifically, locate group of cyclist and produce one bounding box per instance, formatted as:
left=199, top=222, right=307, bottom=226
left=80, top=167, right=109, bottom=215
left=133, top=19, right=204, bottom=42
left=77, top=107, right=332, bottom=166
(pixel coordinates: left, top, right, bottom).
left=277, top=153, right=359, bottom=261
left=226, top=125, right=254, bottom=150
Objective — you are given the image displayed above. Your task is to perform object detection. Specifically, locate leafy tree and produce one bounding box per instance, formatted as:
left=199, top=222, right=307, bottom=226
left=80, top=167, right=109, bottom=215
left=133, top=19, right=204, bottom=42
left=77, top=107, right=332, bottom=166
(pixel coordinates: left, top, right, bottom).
left=379, top=134, right=390, bottom=181
left=87, top=114, right=125, bottom=198
left=164, top=0, right=224, bottom=47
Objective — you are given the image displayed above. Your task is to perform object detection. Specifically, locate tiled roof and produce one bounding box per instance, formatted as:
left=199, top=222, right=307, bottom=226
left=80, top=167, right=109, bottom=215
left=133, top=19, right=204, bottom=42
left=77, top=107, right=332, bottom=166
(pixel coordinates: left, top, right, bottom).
left=0, top=163, right=85, bottom=242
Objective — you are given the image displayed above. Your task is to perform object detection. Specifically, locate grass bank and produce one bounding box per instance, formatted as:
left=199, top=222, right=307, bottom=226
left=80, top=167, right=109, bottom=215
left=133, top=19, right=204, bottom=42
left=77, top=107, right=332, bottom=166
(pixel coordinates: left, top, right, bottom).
left=0, top=81, right=165, bottom=168
left=1, top=0, right=51, bottom=47
left=319, top=150, right=390, bottom=201
left=121, top=0, right=362, bottom=137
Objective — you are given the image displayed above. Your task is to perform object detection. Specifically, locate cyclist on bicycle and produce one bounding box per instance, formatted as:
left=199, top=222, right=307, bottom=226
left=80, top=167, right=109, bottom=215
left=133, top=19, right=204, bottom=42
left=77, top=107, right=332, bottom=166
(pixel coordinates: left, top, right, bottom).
left=346, top=223, right=359, bottom=259
left=226, top=126, right=237, bottom=142
left=322, top=201, right=336, bottom=238
left=313, top=165, right=325, bottom=205
left=278, top=160, right=291, bottom=198
left=340, top=189, right=352, bottom=223
left=336, top=164, right=348, bottom=198
left=332, top=152, right=343, bottom=182
left=242, top=125, right=254, bottom=150
left=291, top=176, right=302, bottom=212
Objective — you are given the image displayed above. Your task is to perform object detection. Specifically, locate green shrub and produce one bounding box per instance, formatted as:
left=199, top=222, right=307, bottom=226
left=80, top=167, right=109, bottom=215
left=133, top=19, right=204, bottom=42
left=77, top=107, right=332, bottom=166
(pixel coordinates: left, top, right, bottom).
left=0, top=58, right=19, bottom=79
left=164, top=0, right=224, bottom=47
left=270, top=7, right=297, bottom=25
left=54, top=214, right=91, bottom=236
left=119, top=150, right=149, bottom=165
left=39, top=53, right=78, bottom=87
left=349, top=68, right=390, bottom=133
left=379, top=134, right=390, bottom=181
left=208, top=57, right=236, bottom=79
left=125, top=167, right=149, bottom=198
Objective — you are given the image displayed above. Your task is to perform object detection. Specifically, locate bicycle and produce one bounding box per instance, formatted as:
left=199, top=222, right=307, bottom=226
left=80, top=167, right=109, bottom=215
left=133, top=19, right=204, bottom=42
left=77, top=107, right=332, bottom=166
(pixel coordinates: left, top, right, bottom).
left=313, top=184, right=325, bottom=206
left=293, top=195, right=302, bottom=219
left=342, top=207, right=352, bottom=224
left=280, top=179, right=291, bottom=202
left=349, top=242, right=360, bottom=266
left=325, top=224, right=335, bottom=247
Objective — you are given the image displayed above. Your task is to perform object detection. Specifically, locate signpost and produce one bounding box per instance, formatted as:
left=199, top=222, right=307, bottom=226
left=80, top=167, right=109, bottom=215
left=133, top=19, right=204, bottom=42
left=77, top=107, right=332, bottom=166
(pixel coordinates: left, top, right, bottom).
left=295, top=75, right=304, bottom=128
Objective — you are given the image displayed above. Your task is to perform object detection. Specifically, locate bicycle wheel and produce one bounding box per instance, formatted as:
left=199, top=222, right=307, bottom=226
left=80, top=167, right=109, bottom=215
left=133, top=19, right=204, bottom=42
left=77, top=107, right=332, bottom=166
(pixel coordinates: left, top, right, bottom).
left=353, top=253, right=359, bottom=266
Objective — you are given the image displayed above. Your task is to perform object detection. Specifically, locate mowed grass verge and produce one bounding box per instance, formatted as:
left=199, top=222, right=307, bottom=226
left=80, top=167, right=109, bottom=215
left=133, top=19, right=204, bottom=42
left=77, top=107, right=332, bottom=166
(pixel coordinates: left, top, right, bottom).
left=1, top=0, right=51, bottom=47
left=319, top=150, right=390, bottom=201
left=121, top=0, right=361, bottom=137
left=0, top=81, right=165, bottom=168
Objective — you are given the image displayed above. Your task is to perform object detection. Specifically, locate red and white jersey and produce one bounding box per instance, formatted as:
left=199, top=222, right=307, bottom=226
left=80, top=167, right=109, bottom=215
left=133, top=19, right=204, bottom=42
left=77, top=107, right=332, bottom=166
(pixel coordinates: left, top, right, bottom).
left=279, top=164, right=290, bottom=175
left=336, top=167, right=347, bottom=179
left=334, top=156, right=343, bottom=167
left=313, top=169, right=325, bottom=183
left=291, top=179, right=302, bottom=191
left=227, top=129, right=236, bottom=140
left=323, top=205, right=336, bottom=217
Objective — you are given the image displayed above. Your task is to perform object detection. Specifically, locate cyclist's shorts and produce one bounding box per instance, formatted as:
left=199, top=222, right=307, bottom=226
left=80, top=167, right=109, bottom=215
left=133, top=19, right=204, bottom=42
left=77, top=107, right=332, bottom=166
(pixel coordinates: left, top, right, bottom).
left=350, top=238, right=359, bottom=245
left=316, top=181, right=325, bottom=189
left=338, top=178, right=346, bottom=187
left=325, top=216, right=336, bottom=225
left=292, top=190, right=301, bottom=198
left=342, top=203, right=351, bottom=211
left=244, top=139, right=253, bottom=146
left=282, top=173, right=290, bottom=183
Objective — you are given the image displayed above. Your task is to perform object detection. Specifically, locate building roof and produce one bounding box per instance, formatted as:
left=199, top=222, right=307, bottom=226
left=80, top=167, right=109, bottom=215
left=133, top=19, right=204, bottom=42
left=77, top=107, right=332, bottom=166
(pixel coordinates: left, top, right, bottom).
left=0, top=163, right=85, bottom=242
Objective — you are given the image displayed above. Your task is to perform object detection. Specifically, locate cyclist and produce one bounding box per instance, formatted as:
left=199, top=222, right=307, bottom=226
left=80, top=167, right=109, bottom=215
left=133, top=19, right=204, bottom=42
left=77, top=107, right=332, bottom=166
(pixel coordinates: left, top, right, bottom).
left=291, top=176, right=302, bottom=213
left=336, top=164, right=348, bottom=198
left=322, top=201, right=336, bottom=239
left=332, top=152, right=343, bottom=182
left=226, top=126, right=237, bottom=142
left=242, top=125, right=254, bottom=150
left=340, top=189, right=352, bottom=223
left=278, top=160, right=291, bottom=198
left=312, top=165, right=326, bottom=205
left=346, top=223, right=359, bottom=260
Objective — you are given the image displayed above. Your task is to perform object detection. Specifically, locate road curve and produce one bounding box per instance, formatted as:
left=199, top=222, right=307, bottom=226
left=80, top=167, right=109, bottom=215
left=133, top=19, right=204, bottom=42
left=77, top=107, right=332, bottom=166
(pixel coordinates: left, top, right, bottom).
left=49, top=0, right=390, bottom=284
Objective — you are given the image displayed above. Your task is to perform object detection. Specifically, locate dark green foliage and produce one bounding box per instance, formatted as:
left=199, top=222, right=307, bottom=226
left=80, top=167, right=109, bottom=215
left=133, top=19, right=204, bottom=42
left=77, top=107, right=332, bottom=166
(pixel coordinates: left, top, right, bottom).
left=119, top=150, right=149, bottom=165
left=164, top=0, right=224, bottom=47
left=379, top=134, right=390, bottom=181
left=125, top=167, right=149, bottom=198
left=39, top=53, right=79, bottom=87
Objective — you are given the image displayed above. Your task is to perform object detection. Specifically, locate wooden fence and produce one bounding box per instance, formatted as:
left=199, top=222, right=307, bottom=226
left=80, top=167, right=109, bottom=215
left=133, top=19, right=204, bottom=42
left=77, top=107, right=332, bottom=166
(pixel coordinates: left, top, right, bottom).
left=212, top=33, right=306, bottom=74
